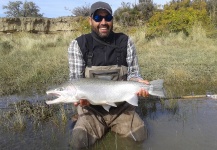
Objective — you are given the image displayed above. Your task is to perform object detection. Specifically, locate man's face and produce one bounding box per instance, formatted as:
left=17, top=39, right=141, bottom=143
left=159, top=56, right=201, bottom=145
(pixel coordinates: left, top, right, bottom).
left=89, top=9, right=113, bottom=38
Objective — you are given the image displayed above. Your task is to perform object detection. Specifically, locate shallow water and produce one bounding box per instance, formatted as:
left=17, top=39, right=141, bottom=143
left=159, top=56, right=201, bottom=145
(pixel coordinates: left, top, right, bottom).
left=142, top=99, right=217, bottom=150
left=0, top=94, right=46, bottom=108
left=0, top=98, right=217, bottom=150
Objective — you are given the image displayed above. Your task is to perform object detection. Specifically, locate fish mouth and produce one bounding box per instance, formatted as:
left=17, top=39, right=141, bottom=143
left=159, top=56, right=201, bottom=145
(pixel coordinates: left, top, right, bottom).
left=46, top=92, right=60, bottom=97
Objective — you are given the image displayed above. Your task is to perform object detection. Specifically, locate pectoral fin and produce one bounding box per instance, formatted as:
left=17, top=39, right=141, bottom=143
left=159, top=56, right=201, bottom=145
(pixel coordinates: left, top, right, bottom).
left=102, top=102, right=117, bottom=112
left=126, top=95, right=138, bottom=106
left=102, top=105, right=111, bottom=112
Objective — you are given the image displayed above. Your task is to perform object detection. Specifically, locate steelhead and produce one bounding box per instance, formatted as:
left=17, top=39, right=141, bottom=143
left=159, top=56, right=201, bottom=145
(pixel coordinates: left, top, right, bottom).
left=46, top=78, right=165, bottom=111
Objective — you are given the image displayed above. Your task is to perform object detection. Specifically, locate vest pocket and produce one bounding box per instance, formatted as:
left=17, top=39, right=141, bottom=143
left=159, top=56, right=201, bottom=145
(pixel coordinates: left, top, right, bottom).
left=85, top=65, right=128, bottom=81
left=91, top=70, right=120, bottom=80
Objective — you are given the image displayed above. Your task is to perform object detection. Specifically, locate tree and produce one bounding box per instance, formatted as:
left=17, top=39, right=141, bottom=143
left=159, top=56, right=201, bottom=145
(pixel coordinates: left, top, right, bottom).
left=73, top=4, right=90, bottom=16
left=135, top=1, right=155, bottom=21
left=139, top=0, right=153, bottom=3
left=114, top=2, right=133, bottom=26
left=2, top=1, right=43, bottom=17
left=65, top=3, right=90, bottom=16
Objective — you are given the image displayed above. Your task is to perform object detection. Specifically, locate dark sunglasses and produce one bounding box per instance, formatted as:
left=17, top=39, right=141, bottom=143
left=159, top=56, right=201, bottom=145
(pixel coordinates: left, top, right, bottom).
left=93, top=15, right=113, bottom=22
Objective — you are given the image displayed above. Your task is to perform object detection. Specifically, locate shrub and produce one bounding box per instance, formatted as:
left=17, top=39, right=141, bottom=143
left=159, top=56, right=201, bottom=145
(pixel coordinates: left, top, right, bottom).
left=0, top=41, right=13, bottom=55
left=114, top=2, right=155, bottom=26
left=146, top=0, right=213, bottom=37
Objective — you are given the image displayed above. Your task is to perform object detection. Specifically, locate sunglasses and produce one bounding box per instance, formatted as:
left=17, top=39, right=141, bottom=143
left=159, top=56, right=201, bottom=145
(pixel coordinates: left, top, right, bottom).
left=93, top=15, right=113, bottom=22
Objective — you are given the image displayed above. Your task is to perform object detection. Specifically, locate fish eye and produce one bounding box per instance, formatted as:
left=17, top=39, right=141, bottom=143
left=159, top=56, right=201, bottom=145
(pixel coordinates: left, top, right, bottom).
left=58, top=87, right=65, bottom=91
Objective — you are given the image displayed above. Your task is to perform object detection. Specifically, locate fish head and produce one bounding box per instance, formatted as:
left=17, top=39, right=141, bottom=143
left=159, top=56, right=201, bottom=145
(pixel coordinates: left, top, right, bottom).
left=46, top=85, right=77, bottom=101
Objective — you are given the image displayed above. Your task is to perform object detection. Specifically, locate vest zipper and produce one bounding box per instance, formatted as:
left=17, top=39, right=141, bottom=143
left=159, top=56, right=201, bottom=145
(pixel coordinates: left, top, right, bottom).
left=104, top=48, right=107, bottom=65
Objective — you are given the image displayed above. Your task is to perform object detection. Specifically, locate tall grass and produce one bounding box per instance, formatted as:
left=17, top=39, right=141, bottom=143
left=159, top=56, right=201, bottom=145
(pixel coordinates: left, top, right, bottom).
left=132, top=24, right=217, bottom=97
left=0, top=32, right=79, bottom=95
left=0, top=25, right=217, bottom=97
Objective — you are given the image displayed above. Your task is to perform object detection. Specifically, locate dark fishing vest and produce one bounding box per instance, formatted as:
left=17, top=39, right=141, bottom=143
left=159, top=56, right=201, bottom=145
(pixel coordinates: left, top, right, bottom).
left=76, top=32, right=128, bottom=67
left=76, top=32, right=129, bottom=81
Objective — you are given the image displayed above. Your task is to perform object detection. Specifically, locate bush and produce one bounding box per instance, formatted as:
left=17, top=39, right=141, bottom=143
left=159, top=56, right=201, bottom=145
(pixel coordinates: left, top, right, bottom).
left=114, top=2, right=155, bottom=26
left=74, top=16, right=90, bottom=34
left=146, top=0, right=213, bottom=37
left=0, top=41, right=13, bottom=55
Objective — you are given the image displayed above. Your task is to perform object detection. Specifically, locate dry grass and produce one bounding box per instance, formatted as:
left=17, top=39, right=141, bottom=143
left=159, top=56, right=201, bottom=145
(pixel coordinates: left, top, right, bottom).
left=0, top=32, right=77, bottom=95
left=132, top=25, right=217, bottom=97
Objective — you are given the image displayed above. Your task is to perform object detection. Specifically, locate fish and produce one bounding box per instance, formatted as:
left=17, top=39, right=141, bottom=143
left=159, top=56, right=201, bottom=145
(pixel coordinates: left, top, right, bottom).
left=46, top=78, right=165, bottom=111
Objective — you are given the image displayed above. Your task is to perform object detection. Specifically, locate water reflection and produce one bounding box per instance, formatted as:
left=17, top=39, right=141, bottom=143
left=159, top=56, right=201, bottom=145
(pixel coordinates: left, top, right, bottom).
left=0, top=97, right=217, bottom=150
left=142, top=99, right=217, bottom=150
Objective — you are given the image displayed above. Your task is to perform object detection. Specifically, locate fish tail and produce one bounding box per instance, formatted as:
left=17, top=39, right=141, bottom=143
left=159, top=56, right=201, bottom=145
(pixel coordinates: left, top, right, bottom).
left=149, top=79, right=166, bottom=98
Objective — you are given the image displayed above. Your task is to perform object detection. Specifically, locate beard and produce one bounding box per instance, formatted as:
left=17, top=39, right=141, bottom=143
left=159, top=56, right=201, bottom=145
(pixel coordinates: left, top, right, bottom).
left=91, top=24, right=113, bottom=38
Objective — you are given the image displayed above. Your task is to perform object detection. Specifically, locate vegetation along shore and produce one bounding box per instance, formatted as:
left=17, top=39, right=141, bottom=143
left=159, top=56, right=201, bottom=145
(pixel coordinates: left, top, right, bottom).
left=1, top=24, right=217, bottom=98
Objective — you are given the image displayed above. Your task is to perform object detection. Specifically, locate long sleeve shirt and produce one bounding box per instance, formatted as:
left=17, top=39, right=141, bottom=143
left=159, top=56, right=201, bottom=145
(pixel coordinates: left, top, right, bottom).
left=68, top=37, right=143, bottom=81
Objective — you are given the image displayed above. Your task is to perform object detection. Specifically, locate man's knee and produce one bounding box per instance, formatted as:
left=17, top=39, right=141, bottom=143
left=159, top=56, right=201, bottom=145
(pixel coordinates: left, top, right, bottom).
left=130, top=125, right=148, bottom=141
left=69, top=128, right=97, bottom=149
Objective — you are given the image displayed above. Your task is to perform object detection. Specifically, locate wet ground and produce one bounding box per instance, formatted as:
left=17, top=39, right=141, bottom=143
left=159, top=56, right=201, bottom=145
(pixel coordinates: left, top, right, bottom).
left=0, top=96, right=217, bottom=150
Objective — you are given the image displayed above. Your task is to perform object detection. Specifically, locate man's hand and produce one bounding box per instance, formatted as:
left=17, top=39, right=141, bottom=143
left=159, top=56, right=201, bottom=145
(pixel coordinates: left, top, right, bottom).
left=74, top=99, right=90, bottom=107
left=136, top=79, right=149, bottom=97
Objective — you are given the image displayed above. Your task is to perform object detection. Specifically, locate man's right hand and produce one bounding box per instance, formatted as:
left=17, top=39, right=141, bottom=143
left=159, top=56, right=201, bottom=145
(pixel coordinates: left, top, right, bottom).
left=74, top=99, right=90, bottom=107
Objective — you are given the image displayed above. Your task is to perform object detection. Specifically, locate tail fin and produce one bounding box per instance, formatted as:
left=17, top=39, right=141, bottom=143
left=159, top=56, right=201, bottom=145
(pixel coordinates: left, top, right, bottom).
left=149, top=79, right=166, bottom=98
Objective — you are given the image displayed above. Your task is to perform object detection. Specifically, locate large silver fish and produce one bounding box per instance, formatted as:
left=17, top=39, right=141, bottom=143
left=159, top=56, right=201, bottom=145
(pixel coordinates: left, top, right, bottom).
left=46, top=78, right=165, bottom=111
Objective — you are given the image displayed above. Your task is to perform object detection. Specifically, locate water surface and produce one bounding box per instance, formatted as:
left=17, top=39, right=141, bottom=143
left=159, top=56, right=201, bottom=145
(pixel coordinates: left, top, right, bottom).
left=0, top=98, right=217, bottom=150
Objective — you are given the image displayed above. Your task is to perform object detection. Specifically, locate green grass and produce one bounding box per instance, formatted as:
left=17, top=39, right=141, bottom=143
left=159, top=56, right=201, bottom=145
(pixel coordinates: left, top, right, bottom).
left=0, top=25, right=217, bottom=97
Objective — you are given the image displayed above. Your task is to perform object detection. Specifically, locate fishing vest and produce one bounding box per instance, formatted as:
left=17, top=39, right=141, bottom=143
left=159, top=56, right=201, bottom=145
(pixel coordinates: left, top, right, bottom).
left=76, top=32, right=129, bottom=81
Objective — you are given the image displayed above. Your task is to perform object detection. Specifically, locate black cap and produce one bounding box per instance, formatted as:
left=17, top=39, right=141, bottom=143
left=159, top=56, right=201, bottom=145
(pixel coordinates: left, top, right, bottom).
left=90, top=1, right=112, bottom=16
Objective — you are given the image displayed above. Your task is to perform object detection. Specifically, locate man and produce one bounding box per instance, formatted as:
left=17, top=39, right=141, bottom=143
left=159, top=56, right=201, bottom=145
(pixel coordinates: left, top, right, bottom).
left=68, top=1, right=149, bottom=149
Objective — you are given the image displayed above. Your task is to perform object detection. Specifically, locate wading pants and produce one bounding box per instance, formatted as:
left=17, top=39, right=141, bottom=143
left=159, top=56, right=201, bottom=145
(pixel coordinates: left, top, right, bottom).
left=69, top=102, right=147, bottom=149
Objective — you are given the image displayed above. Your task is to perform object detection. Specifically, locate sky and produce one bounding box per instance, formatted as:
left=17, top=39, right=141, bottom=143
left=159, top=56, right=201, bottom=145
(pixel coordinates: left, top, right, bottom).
left=0, top=0, right=169, bottom=18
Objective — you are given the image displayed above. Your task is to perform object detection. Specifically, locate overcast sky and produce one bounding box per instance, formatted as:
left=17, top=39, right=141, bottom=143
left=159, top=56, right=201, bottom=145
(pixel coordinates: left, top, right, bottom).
left=0, top=0, right=169, bottom=18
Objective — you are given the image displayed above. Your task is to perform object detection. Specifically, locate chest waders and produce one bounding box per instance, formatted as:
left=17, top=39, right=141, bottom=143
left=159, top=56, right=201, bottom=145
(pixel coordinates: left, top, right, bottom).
left=84, top=34, right=143, bottom=141
left=69, top=33, right=147, bottom=149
